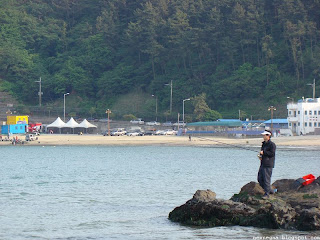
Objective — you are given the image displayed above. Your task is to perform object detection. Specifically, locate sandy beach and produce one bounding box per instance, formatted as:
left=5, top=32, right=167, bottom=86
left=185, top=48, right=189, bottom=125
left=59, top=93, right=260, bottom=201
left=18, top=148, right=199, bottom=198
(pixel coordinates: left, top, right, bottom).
left=1, top=134, right=320, bottom=148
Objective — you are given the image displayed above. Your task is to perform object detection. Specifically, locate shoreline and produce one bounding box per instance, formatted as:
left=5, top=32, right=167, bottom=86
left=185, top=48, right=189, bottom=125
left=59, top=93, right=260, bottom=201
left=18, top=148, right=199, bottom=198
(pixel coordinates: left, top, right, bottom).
left=1, top=134, right=320, bottom=148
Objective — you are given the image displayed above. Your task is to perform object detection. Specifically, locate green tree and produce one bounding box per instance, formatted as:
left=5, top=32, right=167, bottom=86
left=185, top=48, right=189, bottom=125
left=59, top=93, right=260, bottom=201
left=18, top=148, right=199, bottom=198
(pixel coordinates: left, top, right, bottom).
left=203, top=110, right=222, bottom=121
left=126, top=1, right=164, bottom=81
left=75, top=34, right=114, bottom=79
left=89, top=107, right=96, bottom=118
left=167, top=9, right=191, bottom=70
left=192, top=93, right=211, bottom=121
left=261, top=35, right=275, bottom=85
left=97, top=63, right=134, bottom=99
left=123, top=114, right=136, bottom=121
left=1, top=0, right=320, bottom=120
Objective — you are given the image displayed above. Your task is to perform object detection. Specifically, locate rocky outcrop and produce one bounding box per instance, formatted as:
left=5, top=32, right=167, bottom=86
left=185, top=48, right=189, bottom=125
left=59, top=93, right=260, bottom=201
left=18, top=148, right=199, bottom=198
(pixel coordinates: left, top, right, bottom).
left=169, top=177, right=320, bottom=231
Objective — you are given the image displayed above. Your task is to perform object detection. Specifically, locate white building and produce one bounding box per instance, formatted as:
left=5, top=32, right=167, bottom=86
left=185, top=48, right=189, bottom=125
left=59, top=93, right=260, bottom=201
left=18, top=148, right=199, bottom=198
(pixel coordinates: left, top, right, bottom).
left=287, top=98, right=320, bottom=135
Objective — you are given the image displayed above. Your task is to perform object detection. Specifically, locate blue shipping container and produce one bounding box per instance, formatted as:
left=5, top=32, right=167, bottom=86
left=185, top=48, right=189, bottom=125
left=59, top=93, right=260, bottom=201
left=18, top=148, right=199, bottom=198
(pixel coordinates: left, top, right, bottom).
left=1, top=124, right=27, bottom=134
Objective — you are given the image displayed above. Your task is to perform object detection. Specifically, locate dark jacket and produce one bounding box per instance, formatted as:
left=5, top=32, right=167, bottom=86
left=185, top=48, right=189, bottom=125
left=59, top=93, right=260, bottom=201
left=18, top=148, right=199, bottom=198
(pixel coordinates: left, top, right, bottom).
left=260, top=140, right=276, bottom=168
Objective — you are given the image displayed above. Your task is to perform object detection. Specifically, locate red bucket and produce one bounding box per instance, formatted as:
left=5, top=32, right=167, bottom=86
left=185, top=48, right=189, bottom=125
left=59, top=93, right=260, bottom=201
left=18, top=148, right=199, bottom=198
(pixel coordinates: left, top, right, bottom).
left=302, top=174, right=316, bottom=186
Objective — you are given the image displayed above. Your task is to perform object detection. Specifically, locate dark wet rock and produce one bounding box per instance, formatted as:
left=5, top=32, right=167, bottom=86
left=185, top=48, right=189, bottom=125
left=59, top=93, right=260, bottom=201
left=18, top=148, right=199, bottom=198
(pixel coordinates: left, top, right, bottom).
left=169, top=194, right=258, bottom=227
left=273, top=179, right=298, bottom=192
left=238, top=181, right=265, bottom=196
left=168, top=178, right=320, bottom=231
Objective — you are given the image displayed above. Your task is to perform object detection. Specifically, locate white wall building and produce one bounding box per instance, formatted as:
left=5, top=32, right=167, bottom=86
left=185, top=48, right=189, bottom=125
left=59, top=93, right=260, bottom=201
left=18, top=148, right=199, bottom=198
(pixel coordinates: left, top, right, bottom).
left=287, top=98, right=320, bottom=135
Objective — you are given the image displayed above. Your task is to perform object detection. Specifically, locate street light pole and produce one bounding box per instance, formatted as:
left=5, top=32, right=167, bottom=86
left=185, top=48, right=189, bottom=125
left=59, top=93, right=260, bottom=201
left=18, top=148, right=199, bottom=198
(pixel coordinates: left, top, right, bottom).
left=182, top=98, right=190, bottom=123
left=63, top=93, right=69, bottom=122
left=152, top=95, right=158, bottom=121
left=307, top=79, right=316, bottom=99
left=165, top=80, right=173, bottom=114
left=268, top=106, right=276, bottom=133
left=106, top=109, right=112, bottom=136
left=35, top=77, right=43, bottom=107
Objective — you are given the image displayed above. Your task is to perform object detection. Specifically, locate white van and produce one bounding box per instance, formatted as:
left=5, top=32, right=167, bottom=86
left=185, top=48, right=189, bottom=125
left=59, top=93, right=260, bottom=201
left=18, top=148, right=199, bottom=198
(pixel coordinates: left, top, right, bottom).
left=25, top=134, right=38, bottom=141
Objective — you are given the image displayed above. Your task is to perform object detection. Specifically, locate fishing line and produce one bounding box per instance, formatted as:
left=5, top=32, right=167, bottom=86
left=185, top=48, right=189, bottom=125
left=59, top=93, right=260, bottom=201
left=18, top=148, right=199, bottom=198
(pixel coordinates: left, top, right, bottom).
left=192, top=136, right=259, bottom=153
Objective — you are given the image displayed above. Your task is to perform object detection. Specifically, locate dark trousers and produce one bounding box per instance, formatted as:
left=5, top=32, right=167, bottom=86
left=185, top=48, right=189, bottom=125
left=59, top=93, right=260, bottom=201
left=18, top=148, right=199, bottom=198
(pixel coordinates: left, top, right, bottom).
left=258, top=165, right=273, bottom=195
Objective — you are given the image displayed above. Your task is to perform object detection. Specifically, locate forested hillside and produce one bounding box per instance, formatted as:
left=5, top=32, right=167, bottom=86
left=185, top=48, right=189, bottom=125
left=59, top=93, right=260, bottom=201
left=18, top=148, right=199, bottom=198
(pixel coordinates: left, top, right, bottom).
left=0, top=0, right=319, bottom=121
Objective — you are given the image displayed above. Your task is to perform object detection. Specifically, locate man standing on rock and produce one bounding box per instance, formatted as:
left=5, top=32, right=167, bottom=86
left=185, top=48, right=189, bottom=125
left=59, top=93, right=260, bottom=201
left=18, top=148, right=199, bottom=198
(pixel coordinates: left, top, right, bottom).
left=258, top=130, right=276, bottom=199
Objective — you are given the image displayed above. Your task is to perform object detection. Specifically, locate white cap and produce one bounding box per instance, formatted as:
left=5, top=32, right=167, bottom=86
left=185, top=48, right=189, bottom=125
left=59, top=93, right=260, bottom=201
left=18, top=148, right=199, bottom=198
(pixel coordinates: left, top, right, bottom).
left=261, top=130, right=271, bottom=136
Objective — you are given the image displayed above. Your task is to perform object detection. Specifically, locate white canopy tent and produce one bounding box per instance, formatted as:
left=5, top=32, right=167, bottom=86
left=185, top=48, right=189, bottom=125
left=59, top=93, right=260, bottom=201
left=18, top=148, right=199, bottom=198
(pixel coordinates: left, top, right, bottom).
left=46, top=117, right=66, bottom=133
left=78, top=119, right=97, bottom=133
left=46, top=117, right=98, bottom=134
left=47, top=117, right=66, bottom=128
left=64, top=117, right=80, bottom=134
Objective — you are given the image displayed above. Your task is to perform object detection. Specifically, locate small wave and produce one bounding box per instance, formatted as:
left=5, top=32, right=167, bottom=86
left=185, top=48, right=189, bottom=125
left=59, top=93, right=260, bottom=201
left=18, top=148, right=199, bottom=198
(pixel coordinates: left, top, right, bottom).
left=20, top=192, right=31, bottom=196
left=76, top=221, right=111, bottom=230
left=35, top=181, right=50, bottom=185
left=10, top=176, right=24, bottom=180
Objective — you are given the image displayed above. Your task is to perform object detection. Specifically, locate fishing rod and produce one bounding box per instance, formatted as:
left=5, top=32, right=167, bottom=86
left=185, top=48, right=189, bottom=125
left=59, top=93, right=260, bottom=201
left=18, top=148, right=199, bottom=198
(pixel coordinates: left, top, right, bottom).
left=192, top=136, right=259, bottom=153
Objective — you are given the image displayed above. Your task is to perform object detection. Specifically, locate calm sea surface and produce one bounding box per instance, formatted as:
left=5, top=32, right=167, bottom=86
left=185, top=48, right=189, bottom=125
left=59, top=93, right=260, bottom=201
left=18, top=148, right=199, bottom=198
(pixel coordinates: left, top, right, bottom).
left=1, top=144, right=320, bottom=240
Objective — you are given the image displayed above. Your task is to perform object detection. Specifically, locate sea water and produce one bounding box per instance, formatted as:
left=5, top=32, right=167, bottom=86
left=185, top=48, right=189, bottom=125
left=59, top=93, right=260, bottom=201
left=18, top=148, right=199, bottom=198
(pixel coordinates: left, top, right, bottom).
left=0, top=145, right=319, bottom=239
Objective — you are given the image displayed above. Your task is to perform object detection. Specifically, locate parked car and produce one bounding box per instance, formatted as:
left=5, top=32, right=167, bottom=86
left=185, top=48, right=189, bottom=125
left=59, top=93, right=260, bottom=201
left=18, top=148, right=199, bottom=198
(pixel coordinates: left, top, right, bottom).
left=127, top=131, right=139, bottom=136
left=173, top=121, right=186, bottom=127
left=127, top=126, right=143, bottom=132
left=144, top=129, right=157, bottom=135
left=127, top=131, right=144, bottom=136
left=146, top=121, right=160, bottom=126
left=155, top=130, right=165, bottom=135
left=110, top=128, right=127, bottom=136
left=130, top=118, right=144, bottom=124
left=162, top=121, right=173, bottom=127
left=164, top=129, right=177, bottom=135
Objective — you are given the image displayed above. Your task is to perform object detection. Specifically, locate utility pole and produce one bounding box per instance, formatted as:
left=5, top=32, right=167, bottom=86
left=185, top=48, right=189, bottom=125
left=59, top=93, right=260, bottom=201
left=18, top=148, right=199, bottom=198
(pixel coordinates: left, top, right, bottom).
left=165, top=80, right=173, bottom=114
left=35, top=77, right=43, bottom=107
left=307, top=79, right=316, bottom=99
left=170, top=80, right=172, bottom=114
left=152, top=95, right=158, bottom=121
left=63, top=93, right=69, bottom=122
left=106, top=109, right=112, bottom=136
left=268, top=106, right=276, bottom=133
